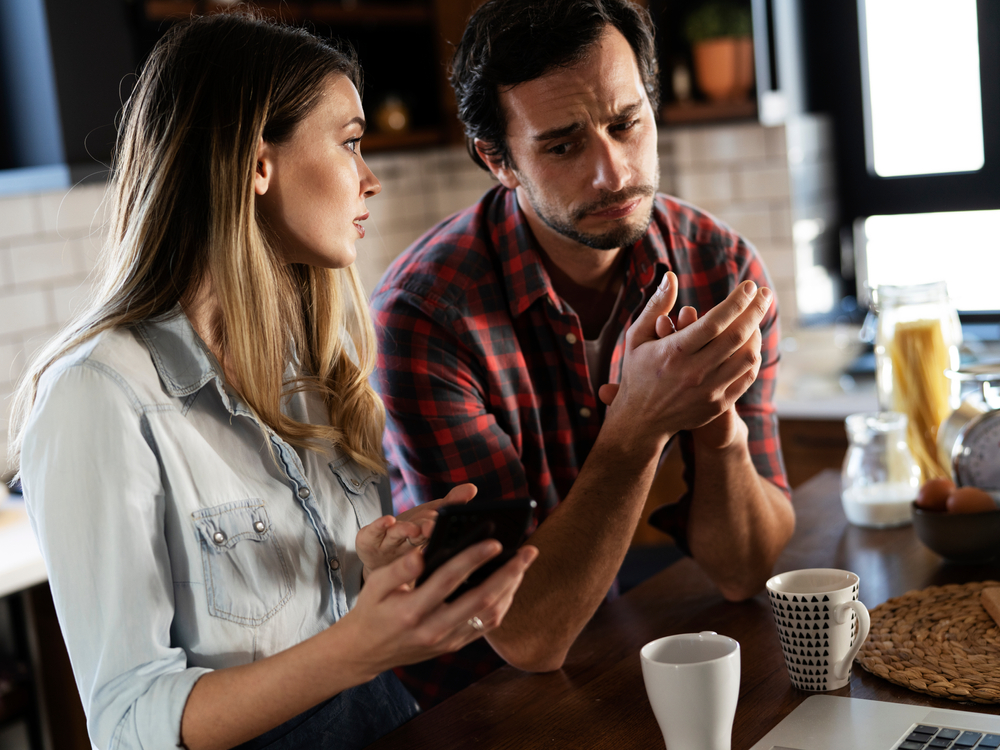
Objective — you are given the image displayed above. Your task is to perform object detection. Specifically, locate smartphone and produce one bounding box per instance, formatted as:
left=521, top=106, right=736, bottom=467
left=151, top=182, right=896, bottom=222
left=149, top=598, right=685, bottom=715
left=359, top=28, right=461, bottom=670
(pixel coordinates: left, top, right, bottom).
left=415, top=498, right=536, bottom=601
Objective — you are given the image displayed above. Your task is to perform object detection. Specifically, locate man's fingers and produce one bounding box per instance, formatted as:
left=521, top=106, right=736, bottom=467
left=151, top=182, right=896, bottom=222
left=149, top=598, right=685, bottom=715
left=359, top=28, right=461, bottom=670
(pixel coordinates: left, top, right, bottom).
left=598, top=382, right=620, bottom=405
left=677, top=306, right=698, bottom=330
left=678, top=280, right=758, bottom=351
left=628, top=272, right=678, bottom=348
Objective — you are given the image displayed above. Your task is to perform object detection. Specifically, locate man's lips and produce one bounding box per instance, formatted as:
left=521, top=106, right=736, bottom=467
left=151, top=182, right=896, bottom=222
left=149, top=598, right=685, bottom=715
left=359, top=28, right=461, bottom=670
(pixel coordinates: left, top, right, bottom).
left=588, top=199, right=642, bottom=220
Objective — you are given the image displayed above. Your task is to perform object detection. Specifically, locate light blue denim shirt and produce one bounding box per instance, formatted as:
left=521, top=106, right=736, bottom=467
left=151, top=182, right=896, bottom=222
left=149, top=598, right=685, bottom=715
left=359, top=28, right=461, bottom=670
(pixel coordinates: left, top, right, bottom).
left=20, top=310, right=390, bottom=749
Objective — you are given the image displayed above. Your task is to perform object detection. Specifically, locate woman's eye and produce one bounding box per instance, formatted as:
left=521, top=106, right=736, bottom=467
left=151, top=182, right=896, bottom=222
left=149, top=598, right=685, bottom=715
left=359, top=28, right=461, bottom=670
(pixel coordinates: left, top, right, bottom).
left=345, top=138, right=361, bottom=154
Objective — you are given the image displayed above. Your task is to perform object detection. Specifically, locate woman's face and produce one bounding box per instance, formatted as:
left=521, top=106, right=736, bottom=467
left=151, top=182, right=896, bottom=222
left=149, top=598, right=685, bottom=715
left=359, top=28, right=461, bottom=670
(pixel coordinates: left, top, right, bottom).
left=255, top=74, right=381, bottom=268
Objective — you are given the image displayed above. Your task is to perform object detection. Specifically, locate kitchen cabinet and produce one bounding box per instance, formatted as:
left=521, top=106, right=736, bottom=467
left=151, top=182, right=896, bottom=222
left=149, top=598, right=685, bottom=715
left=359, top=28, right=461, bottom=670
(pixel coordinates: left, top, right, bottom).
left=134, top=0, right=482, bottom=152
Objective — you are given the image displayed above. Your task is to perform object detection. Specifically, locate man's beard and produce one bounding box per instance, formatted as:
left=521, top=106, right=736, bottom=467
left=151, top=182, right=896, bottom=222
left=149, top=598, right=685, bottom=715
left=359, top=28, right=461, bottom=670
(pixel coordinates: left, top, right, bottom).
left=519, top=170, right=659, bottom=251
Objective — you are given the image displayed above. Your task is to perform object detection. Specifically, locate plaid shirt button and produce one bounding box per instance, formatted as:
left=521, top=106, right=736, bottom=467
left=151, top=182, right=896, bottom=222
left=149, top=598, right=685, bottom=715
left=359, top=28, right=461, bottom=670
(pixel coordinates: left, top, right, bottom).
left=565, top=333, right=578, bottom=344
left=579, top=407, right=592, bottom=418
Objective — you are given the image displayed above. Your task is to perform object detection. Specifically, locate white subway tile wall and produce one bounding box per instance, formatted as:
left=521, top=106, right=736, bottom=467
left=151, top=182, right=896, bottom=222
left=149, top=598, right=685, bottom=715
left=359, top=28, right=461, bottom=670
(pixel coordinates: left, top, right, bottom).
left=0, top=122, right=835, bottom=475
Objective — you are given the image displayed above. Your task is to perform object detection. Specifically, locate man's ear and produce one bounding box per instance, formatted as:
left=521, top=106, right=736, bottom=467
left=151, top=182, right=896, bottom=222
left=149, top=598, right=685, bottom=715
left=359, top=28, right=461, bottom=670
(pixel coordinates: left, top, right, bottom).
left=254, top=137, right=274, bottom=196
left=474, top=139, right=519, bottom=190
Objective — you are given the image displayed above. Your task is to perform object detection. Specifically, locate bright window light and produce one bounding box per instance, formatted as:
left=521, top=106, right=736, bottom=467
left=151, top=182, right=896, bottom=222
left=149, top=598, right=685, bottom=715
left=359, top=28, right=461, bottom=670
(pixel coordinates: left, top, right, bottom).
left=863, top=210, right=1000, bottom=312
left=862, top=0, right=984, bottom=177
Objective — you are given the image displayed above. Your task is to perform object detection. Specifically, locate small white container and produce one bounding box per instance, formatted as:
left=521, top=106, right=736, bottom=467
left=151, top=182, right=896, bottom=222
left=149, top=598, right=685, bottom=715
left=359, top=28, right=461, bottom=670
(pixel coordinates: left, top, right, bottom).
left=841, top=412, right=920, bottom=528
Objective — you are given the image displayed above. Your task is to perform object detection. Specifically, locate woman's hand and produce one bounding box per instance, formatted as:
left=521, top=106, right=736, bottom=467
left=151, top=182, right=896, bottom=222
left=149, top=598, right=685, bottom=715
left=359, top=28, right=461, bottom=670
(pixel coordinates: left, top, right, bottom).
left=356, top=484, right=479, bottom=577
left=339, top=536, right=539, bottom=679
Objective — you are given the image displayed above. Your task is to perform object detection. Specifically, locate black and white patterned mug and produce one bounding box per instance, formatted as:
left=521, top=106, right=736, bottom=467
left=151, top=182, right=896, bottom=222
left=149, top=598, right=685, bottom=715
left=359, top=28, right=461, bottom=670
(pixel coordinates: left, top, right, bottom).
left=765, top=568, right=871, bottom=691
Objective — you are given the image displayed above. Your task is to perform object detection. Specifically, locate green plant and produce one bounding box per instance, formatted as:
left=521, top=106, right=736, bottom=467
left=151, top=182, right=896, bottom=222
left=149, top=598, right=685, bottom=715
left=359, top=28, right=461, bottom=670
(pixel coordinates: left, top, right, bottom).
left=684, top=2, right=752, bottom=44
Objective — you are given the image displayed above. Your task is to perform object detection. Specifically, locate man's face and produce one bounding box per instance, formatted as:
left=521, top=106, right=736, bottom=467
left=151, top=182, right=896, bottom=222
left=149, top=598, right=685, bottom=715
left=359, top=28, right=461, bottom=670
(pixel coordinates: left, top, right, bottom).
left=484, top=26, right=659, bottom=253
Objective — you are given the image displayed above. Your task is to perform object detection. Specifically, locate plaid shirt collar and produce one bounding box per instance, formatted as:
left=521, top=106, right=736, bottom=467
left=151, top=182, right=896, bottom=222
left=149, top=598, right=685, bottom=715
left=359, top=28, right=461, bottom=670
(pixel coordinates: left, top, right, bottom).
left=488, top=187, right=677, bottom=320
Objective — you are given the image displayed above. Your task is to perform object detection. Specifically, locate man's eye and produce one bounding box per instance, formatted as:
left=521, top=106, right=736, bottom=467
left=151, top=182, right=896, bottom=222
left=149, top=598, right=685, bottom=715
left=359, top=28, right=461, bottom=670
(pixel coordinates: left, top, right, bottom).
left=548, top=142, right=572, bottom=156
left=612, top=119, right=639, bottom=133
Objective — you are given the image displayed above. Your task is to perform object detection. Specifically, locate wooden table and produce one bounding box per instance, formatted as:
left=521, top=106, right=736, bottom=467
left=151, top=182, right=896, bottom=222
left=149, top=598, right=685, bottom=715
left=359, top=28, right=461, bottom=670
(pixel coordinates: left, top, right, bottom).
left=368, top=470, right=1000, bottom=750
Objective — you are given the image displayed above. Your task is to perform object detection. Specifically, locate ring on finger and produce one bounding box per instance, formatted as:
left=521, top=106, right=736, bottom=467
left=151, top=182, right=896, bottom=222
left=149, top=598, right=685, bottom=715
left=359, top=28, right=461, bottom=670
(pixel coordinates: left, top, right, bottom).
left=467, top=616, right=484, bottom=632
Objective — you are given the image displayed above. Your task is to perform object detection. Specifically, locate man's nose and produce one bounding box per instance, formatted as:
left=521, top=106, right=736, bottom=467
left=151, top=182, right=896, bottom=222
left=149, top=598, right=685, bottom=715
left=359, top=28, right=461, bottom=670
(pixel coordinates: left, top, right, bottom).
left=592, top=137, right=630, bottom=193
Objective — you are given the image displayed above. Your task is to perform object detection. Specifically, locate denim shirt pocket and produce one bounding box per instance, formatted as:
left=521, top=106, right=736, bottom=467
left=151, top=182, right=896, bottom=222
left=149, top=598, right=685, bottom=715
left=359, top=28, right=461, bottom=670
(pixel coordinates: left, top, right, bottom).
left=329, top=461, right=382, bottom=529
left=192, top=499, right=293, bottom=625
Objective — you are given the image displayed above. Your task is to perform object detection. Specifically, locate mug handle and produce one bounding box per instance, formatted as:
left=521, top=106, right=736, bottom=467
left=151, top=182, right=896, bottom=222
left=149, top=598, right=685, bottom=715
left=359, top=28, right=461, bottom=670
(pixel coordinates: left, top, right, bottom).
left=831, top=600, right=871, bottom=681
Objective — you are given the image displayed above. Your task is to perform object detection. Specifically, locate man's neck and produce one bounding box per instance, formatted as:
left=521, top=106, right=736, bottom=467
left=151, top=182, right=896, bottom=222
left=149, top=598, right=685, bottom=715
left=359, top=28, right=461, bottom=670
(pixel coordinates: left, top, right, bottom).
left=516, top=187, right=626, bottom=339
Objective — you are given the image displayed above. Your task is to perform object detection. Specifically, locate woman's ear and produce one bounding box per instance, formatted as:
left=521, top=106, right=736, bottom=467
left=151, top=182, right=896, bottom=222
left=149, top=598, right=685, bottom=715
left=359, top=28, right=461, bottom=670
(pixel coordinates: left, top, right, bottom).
left=254, top=137, right=274, bottom=196
left=474, top=139, right=520, bottom=190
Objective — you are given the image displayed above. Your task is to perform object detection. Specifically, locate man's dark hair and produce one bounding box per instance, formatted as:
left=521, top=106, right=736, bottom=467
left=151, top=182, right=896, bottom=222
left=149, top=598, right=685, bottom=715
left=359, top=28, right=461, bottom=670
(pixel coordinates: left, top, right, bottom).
left=450, top=0, right=660, bottom=171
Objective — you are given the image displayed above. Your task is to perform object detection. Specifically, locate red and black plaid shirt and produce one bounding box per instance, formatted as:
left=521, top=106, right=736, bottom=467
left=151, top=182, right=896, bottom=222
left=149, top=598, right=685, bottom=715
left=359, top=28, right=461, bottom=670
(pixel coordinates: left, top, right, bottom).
left=370, top=185, right=789, bottom=705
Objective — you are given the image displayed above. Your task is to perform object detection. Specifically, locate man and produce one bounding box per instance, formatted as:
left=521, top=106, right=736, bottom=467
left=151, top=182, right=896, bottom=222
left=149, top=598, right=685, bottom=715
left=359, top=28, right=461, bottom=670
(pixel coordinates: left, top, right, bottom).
left=370, top=0, right=794, bottom=704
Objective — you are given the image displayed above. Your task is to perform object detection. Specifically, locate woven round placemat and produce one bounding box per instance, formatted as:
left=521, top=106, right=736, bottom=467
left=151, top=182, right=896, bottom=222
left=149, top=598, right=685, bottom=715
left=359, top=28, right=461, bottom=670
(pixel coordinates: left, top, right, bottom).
left=856, top=580, right=1000, bottom=703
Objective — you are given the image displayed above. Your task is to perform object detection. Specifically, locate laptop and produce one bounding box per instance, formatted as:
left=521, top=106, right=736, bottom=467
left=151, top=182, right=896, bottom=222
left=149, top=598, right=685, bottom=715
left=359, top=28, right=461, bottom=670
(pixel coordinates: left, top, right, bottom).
left=750, top=695, right=1000, bottom=750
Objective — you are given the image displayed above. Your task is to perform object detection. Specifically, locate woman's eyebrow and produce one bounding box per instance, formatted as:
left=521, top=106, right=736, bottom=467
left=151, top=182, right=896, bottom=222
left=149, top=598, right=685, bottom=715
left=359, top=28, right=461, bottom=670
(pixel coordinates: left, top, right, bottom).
left=342, top=116, right=367, bottom=133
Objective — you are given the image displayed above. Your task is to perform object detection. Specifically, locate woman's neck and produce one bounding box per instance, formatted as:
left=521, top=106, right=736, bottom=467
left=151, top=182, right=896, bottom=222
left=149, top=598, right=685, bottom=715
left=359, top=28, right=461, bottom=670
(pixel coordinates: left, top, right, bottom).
left=182, top=278, right=241, bottom=390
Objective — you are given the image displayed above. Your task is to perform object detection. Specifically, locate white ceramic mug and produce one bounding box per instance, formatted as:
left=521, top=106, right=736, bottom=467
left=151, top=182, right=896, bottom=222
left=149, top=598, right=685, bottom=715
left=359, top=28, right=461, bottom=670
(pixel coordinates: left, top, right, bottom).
left=640, top=631, right=740, bottom=750
left=765, top=568, right=871, bottom=691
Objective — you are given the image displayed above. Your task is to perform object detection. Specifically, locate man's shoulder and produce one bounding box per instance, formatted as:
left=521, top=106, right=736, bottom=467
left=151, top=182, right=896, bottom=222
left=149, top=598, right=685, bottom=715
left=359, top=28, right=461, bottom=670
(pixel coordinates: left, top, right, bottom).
left=371, top=186, right=508, bottom=315
left=652, top=194, right=749, bottom=255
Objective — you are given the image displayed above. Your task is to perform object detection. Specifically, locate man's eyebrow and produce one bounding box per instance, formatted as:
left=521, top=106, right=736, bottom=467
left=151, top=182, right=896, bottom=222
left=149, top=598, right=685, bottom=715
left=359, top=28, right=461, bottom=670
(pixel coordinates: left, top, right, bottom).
left=613, top=101, right=644, bottom=122
left=532, top=101, right=645, bottom=142
left=534, top=121, right=583, bottom=142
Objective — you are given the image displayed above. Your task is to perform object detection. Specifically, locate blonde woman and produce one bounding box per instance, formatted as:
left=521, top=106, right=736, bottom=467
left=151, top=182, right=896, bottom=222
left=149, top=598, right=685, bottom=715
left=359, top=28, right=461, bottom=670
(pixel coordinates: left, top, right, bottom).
left=8, top=12, right=536, bottom=750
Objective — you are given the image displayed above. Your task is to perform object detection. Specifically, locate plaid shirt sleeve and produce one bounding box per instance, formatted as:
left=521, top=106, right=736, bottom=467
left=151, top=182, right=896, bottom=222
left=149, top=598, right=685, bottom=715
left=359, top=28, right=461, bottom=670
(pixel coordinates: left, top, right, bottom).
left=372, top=284, right=532, bottom=514
left=648, top=211, right=790, bottom=552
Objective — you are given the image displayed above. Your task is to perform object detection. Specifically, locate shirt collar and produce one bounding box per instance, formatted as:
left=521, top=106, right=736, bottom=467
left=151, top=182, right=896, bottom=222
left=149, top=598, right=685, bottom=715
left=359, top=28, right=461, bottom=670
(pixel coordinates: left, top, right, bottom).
left=135, top=306, right=225, bottom=398
left=489, top=187, right=675, bottom=318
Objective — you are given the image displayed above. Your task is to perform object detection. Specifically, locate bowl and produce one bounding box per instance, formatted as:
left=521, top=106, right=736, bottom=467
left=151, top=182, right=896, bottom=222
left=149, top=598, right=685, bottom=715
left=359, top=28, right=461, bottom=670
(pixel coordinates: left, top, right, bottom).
left=911, top=503, right=1000, bottom=563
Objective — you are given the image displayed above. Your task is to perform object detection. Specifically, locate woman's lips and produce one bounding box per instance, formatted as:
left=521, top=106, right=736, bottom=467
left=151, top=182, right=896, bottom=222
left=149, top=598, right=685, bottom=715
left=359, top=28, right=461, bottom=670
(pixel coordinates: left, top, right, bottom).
left=589, top=199, right=641, bottom=220
left=354, top=211, right=369, bottom=238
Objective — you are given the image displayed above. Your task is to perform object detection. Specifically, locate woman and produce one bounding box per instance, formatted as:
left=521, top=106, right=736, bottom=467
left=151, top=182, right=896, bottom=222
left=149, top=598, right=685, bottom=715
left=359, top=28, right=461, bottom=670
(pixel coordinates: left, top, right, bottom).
left=8, top=11, right=536, bottom=750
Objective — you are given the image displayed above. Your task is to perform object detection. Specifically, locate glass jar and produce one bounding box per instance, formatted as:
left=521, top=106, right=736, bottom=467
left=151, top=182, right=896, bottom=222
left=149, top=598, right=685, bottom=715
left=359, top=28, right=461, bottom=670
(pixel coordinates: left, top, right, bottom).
left=841, top=411, right=921, bottom=528
left=872, top=282, right=962, bottom=481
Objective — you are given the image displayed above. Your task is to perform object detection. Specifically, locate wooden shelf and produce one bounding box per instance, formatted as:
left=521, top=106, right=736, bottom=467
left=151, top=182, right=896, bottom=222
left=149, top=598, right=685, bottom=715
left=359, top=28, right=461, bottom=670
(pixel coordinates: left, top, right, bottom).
left=144, top=1, right=433, bottom=25
left=660, top=99, right=758, bottom=126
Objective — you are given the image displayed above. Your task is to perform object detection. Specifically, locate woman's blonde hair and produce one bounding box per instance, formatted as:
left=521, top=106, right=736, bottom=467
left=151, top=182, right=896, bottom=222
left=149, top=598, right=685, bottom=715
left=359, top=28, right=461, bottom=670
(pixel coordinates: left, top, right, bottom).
left=9, top=11, right=386, bottom=473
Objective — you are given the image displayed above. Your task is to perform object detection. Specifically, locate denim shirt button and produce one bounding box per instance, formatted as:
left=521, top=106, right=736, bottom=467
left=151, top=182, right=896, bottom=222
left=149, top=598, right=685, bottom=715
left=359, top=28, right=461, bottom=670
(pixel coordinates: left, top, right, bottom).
left=253, top=520, right=266, bottom=533
left=329, top=558, right=340, bottom=571
left=350, top=478, right=360, bottom=487
left=297, top=486, right=311, bottom=499
left=212, top=531, right=226, bottom=545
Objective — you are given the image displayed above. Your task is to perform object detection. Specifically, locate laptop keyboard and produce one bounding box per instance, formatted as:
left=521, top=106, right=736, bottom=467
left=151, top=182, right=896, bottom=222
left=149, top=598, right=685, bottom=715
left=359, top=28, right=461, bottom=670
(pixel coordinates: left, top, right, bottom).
left=897, top=726, right=1000, bottom=749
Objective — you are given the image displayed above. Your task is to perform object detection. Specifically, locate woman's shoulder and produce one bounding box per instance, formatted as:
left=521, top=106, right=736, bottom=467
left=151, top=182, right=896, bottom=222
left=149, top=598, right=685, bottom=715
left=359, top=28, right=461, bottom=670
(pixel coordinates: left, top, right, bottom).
left=37, top=326, right=169, bottom=412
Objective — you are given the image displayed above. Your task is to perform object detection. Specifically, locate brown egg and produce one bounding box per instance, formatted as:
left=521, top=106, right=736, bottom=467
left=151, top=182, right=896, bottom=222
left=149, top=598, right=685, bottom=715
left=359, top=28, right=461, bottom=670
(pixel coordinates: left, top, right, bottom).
left=915, top=477, right=955, bottom=512
left=946, top=486, right=999, bottom=514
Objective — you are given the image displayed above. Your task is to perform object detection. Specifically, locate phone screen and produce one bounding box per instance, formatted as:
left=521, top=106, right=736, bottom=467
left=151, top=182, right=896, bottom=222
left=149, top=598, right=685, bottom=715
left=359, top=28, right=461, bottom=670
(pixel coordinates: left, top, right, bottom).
left=415, top=498, right=536, bottom=601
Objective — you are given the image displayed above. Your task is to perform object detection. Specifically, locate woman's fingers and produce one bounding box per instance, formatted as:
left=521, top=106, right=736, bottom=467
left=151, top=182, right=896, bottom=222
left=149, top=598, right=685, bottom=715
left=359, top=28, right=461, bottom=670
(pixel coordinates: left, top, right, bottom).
left=363, top=549, right=428, bottom=602
left=417, top=545, right=538, bottom=645
left=408, top=538, right=504, bottom=607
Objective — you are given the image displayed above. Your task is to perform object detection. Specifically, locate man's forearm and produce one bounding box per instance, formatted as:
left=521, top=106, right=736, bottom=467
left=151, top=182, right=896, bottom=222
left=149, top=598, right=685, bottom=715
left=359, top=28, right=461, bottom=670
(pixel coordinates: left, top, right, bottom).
left=686, top=436, right=795, bottom=601
left=484, top=424, right=665, bottom=672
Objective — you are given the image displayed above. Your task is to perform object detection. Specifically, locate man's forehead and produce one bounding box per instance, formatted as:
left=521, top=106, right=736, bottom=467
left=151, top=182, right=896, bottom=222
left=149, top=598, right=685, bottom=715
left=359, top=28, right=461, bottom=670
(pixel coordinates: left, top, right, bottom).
left=499, top=26, right=647, bottom=139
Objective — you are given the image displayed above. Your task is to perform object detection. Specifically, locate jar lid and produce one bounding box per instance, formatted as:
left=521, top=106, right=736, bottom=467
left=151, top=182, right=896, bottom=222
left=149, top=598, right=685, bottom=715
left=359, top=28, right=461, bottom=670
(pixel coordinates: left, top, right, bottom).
left=845, top=410, right=908, bottom=433
left=872, top=281, right=949, bottom=308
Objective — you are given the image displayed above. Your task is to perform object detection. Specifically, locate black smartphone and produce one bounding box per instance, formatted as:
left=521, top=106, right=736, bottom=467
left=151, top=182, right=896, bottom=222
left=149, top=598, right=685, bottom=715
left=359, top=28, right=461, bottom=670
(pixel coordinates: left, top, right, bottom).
left=415, top=498, right=536, bottom=601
